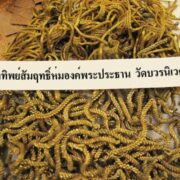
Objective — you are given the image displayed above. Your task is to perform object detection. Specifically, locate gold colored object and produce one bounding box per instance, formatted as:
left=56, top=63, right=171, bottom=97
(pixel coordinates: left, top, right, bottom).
left=0, top=0, right=180, bottom=179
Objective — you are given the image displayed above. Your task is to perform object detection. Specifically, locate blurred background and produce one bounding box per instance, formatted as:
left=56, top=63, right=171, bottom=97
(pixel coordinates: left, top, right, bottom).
left=0, top=0, right=42, bottom=58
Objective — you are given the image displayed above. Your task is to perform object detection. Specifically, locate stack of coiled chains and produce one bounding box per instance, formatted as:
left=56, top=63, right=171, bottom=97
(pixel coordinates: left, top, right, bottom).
left=1, top=0, right=180, bottom=179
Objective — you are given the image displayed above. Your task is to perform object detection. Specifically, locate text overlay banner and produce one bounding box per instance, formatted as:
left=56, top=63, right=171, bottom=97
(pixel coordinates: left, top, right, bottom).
left=0, top=57, right=179, bottom=90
